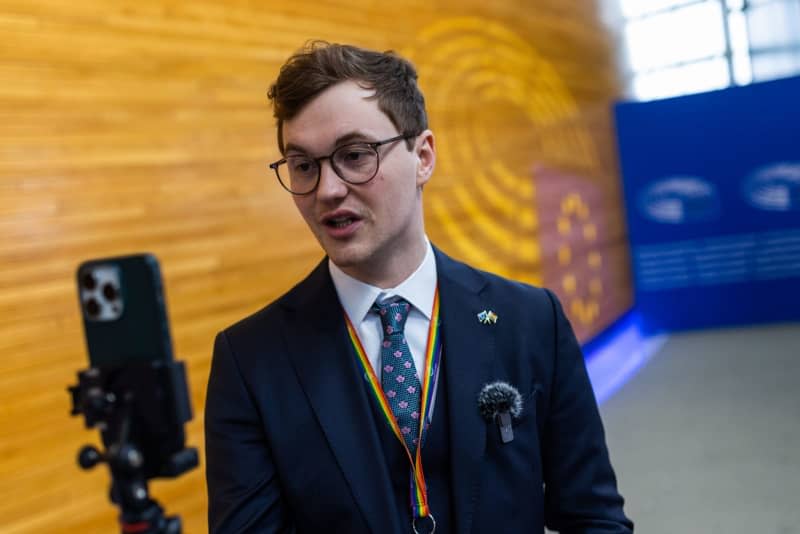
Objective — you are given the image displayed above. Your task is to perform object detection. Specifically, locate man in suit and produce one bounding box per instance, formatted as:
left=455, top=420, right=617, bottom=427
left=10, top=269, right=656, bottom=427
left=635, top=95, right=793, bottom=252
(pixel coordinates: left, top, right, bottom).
left=205, top=42, right=633, bottom=533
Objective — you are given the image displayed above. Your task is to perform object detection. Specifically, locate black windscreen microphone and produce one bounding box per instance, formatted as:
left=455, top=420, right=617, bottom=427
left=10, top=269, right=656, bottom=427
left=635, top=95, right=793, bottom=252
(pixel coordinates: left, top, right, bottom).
left=478, top=381, right=522, bottom=443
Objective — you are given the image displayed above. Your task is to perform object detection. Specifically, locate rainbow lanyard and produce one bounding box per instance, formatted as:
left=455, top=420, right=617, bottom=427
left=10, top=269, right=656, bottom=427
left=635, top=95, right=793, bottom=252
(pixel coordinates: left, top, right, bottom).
left=344, top=288, right=442, bottom=521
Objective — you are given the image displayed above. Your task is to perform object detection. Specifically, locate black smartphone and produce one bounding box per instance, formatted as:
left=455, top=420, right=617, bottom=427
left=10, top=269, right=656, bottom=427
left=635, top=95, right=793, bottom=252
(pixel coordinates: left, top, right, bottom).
left=77, top=253, right=173, bottom=368
left=73, top=253, right=195, bottom=480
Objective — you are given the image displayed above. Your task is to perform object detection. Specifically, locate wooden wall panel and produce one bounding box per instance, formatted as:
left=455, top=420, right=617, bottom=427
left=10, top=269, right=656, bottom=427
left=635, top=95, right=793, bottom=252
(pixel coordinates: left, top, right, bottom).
left=0, top=1, right=630, bottom=531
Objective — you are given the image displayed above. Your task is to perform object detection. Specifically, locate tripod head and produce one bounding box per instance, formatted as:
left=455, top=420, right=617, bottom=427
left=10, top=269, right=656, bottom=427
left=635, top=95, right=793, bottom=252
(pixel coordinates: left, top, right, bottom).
left=69, top=360, right=198, bottom=534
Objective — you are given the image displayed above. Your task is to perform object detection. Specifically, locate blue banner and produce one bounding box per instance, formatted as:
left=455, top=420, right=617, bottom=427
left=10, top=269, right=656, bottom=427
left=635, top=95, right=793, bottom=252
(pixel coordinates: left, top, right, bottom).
left=615, top=75, right=800, bottom=332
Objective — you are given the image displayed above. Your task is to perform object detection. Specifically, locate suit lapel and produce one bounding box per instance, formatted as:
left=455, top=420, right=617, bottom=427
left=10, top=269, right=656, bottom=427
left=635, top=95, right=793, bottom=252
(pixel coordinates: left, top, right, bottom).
left=283, top=261, right=403, bottom=534
left=435, top=249, right=494, bottom=534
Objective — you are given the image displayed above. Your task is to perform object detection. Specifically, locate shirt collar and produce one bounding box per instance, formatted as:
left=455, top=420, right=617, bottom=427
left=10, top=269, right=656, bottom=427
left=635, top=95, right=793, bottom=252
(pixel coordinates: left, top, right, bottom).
left=330, top=239, right=437, bottom=325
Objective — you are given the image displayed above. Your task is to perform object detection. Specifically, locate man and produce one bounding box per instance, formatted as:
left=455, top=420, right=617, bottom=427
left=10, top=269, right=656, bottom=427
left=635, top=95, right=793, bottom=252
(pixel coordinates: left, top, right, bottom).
left=205, top=42, right=632, bottom=533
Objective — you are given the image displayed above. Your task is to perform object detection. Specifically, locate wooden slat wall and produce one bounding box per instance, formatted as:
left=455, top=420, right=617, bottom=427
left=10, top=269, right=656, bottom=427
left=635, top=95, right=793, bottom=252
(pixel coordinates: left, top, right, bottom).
left=0, top=1, right=630, bottom=532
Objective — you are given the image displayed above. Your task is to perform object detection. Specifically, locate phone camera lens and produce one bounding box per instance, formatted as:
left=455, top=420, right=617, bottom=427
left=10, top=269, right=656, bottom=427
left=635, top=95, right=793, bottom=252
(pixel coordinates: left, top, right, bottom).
left=82, top=273, right=97, bottom=290
left=102, top=283, right=118, bottom=301
left=86, top=298, right=101, bottom=318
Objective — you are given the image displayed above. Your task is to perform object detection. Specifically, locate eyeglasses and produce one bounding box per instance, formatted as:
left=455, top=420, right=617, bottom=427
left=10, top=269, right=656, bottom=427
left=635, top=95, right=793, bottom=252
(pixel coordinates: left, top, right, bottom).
left=269, top=134, right=415, bottom=195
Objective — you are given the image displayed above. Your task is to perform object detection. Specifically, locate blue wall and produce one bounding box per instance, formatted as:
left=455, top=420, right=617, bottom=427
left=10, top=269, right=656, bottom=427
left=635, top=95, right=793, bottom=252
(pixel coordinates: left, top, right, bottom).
left=615, top=75, right=800, bottom=332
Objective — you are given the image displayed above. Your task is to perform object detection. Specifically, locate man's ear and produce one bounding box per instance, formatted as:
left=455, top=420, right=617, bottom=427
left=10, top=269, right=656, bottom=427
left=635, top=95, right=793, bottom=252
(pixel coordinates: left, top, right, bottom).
left=415, top=129, right=436, bottom=189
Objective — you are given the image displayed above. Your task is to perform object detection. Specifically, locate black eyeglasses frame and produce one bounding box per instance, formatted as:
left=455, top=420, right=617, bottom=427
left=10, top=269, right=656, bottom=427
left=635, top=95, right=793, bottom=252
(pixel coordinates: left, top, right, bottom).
left=268, top=133, right=416, bottom=195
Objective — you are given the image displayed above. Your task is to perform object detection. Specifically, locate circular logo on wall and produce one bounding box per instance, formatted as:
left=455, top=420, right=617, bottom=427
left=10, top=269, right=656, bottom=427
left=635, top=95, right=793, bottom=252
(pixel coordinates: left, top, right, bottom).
left=638, top=176, right=720, bottom=224
left=742, top=162, right=800, bottom=212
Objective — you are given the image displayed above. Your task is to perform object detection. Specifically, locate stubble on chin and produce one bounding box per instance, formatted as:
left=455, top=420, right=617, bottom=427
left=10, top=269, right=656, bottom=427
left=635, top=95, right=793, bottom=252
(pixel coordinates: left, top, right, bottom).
left=326, top=243, right=364, bottom=269
left=315, top=232, right=357, bottom=265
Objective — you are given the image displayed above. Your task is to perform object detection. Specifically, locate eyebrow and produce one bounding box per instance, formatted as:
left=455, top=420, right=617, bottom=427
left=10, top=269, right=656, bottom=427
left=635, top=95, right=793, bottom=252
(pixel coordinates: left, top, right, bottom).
left=284, top=130, right=377, bottom=156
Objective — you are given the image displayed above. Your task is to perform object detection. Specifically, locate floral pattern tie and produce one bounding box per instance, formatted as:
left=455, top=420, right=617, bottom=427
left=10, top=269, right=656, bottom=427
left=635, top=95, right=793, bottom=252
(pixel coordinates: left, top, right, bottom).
left=372, top=298, right=422, bottom=454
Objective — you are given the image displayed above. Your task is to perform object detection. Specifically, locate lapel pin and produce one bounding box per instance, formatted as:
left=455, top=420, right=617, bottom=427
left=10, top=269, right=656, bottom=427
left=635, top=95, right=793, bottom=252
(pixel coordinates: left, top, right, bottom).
left=477, top=310, right=498, bottom=324
left=478, top=381, right=523, bottom=443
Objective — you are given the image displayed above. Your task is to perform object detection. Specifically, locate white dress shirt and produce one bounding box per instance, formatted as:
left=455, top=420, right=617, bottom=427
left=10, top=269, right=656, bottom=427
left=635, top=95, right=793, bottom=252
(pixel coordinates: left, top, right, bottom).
left=329, top=239, right=438, bottom=386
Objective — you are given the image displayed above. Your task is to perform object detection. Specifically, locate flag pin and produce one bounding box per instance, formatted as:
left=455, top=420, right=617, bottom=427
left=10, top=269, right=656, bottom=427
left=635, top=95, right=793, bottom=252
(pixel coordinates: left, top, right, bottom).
left=477, top=310, right=498, bottom=324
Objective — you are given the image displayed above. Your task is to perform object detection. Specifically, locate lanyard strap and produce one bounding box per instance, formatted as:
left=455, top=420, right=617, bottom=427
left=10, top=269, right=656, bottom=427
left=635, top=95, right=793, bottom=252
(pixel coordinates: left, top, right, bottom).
left=344, top=288, right=442, bottom=520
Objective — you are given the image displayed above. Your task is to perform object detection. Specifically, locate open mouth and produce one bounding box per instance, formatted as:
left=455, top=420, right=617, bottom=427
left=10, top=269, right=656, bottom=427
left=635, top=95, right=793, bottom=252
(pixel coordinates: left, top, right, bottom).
left=326, top=217, right=355, bottom=228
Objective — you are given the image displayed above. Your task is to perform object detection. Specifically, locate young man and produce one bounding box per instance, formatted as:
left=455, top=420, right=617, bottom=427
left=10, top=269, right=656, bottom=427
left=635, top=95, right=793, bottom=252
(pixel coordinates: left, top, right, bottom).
left=205, top=42, right=633, bottom=534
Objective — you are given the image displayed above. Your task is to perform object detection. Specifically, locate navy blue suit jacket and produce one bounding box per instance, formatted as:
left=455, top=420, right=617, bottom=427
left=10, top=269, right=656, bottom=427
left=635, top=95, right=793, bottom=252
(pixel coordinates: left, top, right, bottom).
left=205, top=248, right=632, bottom=533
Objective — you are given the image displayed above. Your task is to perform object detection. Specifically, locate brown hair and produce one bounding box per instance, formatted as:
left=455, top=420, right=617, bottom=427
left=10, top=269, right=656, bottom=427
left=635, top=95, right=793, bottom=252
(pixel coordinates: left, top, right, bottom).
left=267, top=41, right=428, bottom=153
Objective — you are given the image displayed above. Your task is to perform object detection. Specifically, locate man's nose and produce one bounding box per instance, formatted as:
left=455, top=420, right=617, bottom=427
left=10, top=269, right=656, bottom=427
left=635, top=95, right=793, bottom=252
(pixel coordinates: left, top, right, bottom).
left=316, top=159, right=348, bottom=200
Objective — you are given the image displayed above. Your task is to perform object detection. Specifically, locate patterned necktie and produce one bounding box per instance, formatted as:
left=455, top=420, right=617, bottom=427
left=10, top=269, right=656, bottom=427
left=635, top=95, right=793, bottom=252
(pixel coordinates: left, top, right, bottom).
left=372, top=298, right=423, bottom=454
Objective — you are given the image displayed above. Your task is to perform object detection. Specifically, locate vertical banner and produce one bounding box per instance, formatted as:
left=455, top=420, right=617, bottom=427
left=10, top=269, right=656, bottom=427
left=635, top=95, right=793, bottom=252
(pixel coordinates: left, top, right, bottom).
left=615, top=75, right=800, bottom=332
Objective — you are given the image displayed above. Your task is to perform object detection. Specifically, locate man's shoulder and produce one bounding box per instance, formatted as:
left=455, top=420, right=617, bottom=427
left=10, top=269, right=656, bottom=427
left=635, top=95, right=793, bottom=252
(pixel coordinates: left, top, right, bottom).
left=221, top=258, right=330, bottom=338
left=435, top=247, right=555, bottom=308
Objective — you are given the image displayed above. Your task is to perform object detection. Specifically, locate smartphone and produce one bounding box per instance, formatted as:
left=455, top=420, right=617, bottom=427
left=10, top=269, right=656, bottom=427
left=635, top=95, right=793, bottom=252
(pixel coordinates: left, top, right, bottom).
left=77, top=253, right=173, bottom=368
left=73, top=253, right=195, bottom=479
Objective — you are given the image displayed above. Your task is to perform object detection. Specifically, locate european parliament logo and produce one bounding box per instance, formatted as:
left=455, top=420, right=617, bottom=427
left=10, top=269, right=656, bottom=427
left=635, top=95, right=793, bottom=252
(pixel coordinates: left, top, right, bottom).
left=743, top=162, right=800, bottom=212
left=637, top=176, right=720, bottom=225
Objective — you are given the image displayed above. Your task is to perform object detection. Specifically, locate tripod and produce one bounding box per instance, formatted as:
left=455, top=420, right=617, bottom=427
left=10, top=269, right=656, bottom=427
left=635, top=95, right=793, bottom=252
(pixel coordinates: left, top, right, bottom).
left=69, top=361, right=198, bottom=534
